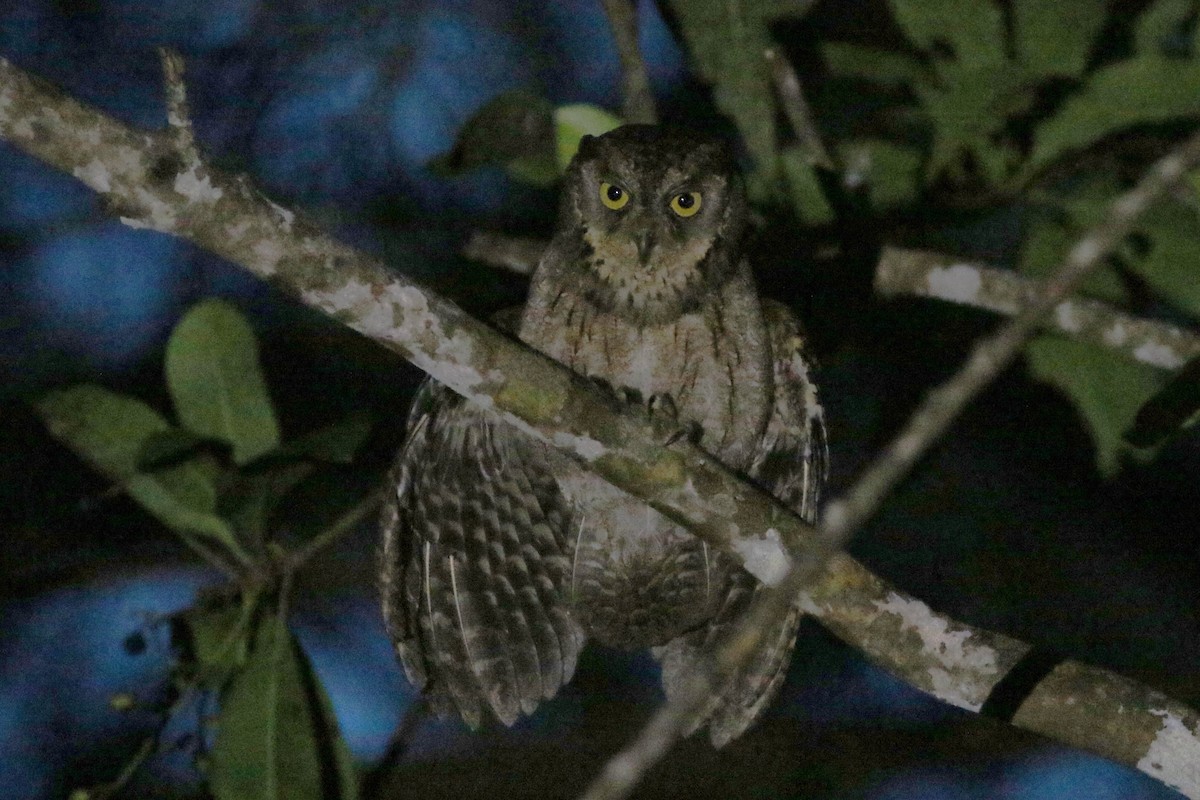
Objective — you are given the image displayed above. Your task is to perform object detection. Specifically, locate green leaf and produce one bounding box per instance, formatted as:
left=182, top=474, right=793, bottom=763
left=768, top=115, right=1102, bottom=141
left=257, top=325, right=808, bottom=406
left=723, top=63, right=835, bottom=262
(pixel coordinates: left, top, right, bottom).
left=304, top=649, right=360, bottom=800
left=1026, top=336, right=1167, bottom=475
left=1134, top=0, right=1194, bottom=57
left=428, top=90, right=558, bottom=185
left=1027, top=57, right=1200, bottom=175
left=780, top=147, right=835, bottom=224
left=179, top=590, right=261, bottom=680
left=281, top=411, right=373, bottom=465
left=137, top=428, right=211, bottom=471
left=1011, top=0, right=1107, bottom=78
left=1018, top=208, right=1128, bottom=305
left=1126, top=352, right=1200, bottom=447
left=822, top=42, right=930, bottom=88
left=36, top=385, right=243, bottom=556
left=664, top=1, right=811, bottom=188
left=223, top=462, right=315, bottom=547
left=209, top=611, right=358, bottom=800
left=840, top=139, right=924, bottom=208
left=1128, top=197, right=1200, bottom=319
left=166, top=300, right=280, bottom=465
left=915, top=60, right=1032, bottom=182
left=887, top=0, right=1007, bottom=66
left=553, top=104, right=623, bottom=171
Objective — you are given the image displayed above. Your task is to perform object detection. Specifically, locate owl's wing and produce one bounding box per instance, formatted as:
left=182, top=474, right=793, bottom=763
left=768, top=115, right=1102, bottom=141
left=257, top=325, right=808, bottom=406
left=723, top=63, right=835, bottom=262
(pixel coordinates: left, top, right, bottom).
left=657, top=299, right=828, bottom=746
left=749, top=300, right=829, bottom=524
left=378, top=378, right=584, bottom=728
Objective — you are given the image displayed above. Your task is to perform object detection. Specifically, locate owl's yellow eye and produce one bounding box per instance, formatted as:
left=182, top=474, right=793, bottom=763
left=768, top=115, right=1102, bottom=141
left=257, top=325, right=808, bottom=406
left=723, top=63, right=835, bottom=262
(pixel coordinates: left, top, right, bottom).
left=600, top=182, right=629, bottom=210
left=669, top=192, right=702, bottom=217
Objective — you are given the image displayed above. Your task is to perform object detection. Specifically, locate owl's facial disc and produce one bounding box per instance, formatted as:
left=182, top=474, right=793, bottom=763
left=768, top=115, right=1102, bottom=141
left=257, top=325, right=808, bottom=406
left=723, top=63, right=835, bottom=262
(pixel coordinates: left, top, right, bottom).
left=558, top=126, right=747, bottom=323
left=577, top=168, right=731, bottom=322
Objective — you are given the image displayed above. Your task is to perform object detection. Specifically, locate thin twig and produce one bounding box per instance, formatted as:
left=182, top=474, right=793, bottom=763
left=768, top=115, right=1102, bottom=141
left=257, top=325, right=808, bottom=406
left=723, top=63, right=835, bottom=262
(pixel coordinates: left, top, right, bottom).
left=361, top=696, right=432, bottom=800
left=72, top=592, right=262, bottom=800
left=874, top=246, right=1200, bottom=370
left=157, top=47, right=198, bottom=163
left=462, top=230, right=545, bottom=276
left=765, top=47, right=836, bottom=171
left=73, top=735, right=155, bottom=800
left=578, top=129, right=1200, bottom=800
left=287, top=487, right=386, bottom=571
left=177, top=530, right=243, bottom=579
left=601, top=0, right=657, bottom=124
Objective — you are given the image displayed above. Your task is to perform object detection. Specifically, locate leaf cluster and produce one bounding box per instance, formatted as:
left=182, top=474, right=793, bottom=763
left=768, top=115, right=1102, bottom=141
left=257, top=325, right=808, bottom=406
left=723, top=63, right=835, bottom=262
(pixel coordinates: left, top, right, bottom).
left=819, top=0, right=1200, bottom=473
left=38, top=300, right=369, bottom=800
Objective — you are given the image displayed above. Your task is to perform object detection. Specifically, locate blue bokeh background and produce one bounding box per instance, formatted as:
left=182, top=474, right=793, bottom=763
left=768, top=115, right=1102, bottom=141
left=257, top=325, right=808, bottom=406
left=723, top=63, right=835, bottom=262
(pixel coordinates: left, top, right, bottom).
left=0, top=1, right=1194, bottom=798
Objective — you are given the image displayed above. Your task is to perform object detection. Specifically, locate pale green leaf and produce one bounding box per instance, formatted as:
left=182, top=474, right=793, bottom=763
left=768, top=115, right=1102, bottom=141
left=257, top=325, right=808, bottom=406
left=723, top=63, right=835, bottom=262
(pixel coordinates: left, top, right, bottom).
left=1028, top=58, right=1200, bottom=175
left=553, top=104, right=623, bottom=171
left=821, top=42, right=929, bottom=88
left=166, top=300, right=280, bottom=465
left=1011, top=0, right=1107, bottom=77
left=1126, top=352, right=1200, bottom=447
left=36, top=385, right=242, bottom=554
left=780, top=147, right=834, bottom=224
left=137, top=428, right=209, bottom=471
left=887, top=0, right=1006, bottom=65
left=209, top=612, right=357, bottom=800
left=1026, top=336, right=1166, bottom=475
left=1134, top=0, right=1194, bottom=57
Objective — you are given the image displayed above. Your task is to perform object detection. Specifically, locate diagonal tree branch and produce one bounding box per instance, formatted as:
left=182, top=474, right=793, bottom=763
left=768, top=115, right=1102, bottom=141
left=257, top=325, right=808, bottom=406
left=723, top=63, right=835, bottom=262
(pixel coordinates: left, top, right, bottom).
left=876, top=246, right=1200, bottom=370
left=2, top=56, right=1199, bottom=799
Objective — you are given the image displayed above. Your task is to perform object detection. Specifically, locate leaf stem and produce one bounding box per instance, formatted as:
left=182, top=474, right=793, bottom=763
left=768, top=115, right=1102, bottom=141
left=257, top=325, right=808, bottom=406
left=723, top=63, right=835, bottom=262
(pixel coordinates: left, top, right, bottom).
left=287, top=487, right=386, bottom=573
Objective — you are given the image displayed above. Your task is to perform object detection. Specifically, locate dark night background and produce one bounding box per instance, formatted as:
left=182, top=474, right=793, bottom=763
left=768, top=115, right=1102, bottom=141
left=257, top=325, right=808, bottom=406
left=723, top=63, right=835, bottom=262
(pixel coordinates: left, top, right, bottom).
left=2, top=1, right=1198, bottom=798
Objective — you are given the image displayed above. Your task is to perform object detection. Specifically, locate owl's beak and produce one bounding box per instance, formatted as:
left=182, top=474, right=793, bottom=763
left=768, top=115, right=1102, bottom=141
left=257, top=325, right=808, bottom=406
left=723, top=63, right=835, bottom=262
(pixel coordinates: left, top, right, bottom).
left=634, top=230, right=657, bottom=264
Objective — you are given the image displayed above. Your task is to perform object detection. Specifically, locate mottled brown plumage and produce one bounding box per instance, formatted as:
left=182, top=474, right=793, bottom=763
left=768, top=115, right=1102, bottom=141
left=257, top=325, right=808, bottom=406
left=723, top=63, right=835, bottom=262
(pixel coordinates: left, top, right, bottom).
left=379, top=125, right=827, bottom=746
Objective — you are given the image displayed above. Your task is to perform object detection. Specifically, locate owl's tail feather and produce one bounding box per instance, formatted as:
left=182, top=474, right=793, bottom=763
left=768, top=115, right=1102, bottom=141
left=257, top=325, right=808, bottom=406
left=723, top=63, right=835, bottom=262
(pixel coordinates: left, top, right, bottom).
left=654, top=565, right=803, bottom=747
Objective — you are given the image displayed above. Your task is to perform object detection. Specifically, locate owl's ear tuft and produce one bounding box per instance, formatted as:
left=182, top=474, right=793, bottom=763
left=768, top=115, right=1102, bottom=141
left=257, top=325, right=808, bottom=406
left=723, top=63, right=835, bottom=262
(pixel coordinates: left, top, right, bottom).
left=577, top=134, right=597, bottom=158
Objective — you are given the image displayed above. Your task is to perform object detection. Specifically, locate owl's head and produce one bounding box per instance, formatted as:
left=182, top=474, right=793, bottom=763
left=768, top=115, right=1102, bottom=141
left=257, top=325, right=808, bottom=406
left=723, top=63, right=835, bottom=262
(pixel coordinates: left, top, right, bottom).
left=560, top=125, right=748, bottom=323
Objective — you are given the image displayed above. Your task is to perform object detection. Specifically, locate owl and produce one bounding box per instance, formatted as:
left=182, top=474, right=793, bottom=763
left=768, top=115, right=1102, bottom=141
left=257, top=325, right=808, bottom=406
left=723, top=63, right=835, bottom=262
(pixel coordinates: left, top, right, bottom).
left=379, top=125, right=827, bottom=746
